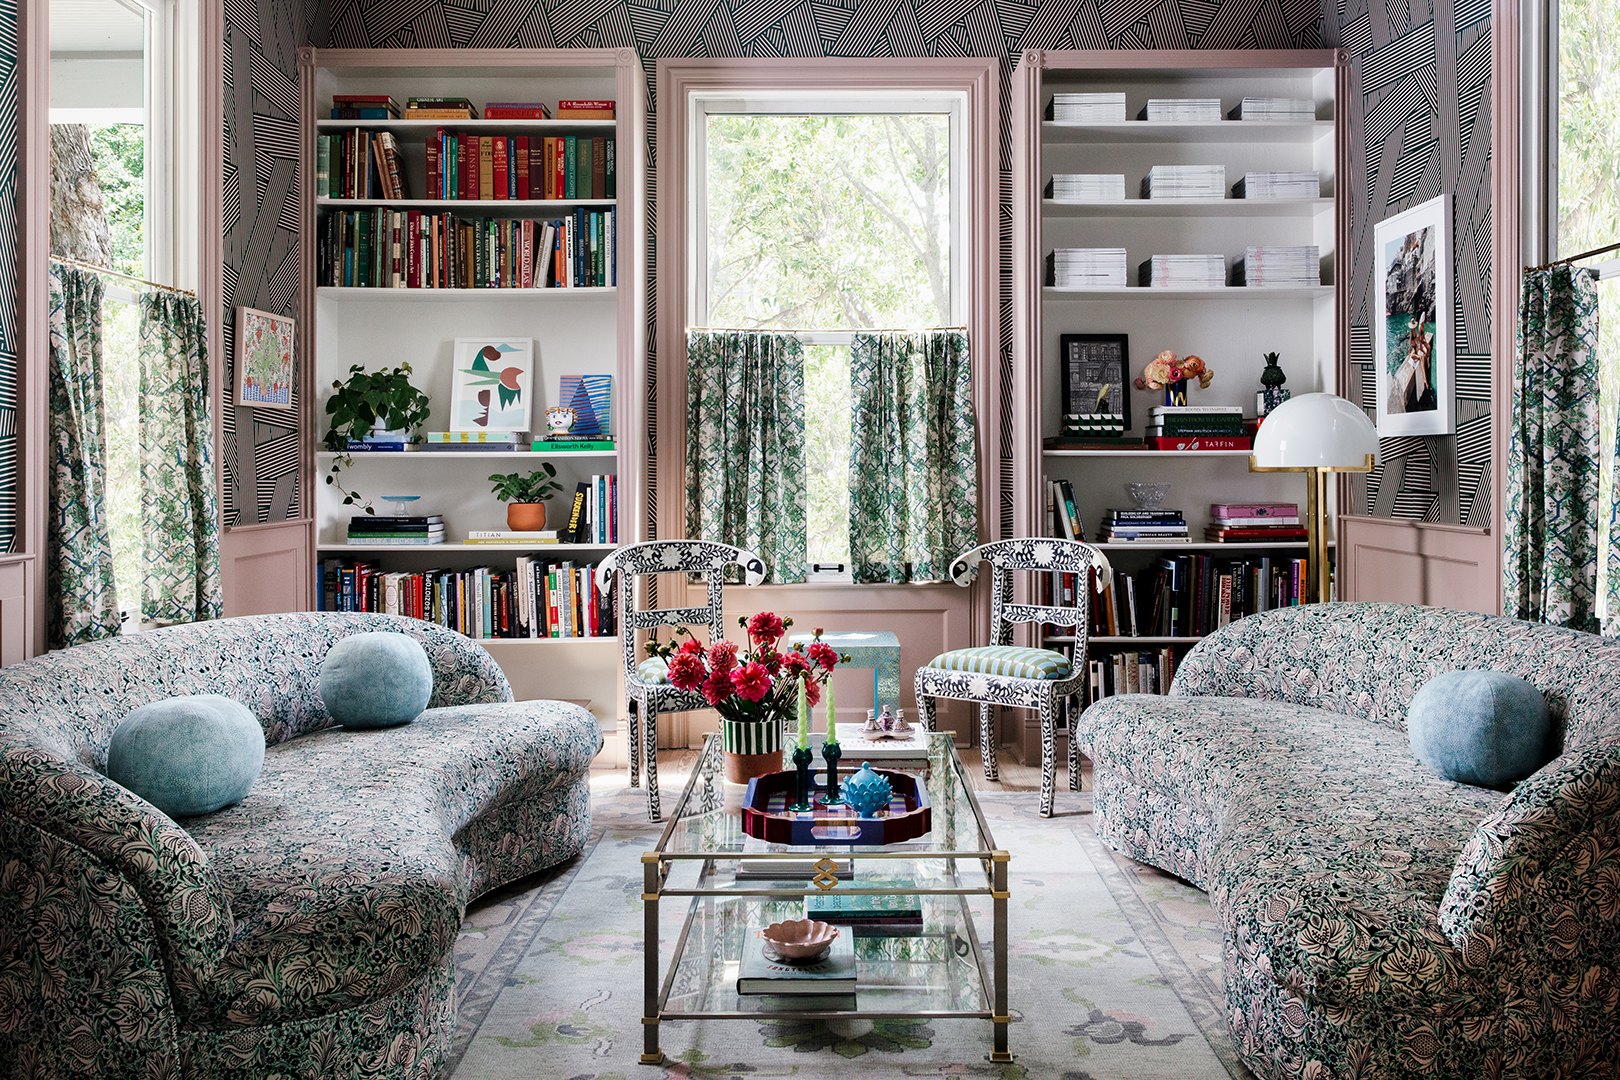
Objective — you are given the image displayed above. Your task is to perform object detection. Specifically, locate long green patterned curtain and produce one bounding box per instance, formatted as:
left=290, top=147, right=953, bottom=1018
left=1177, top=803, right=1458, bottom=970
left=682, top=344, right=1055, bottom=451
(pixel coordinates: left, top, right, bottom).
left=47, top=265, right=120, bottom=649
left=1505, top=265, right=1612, bottom=632
left=848, top=329, right=977, bottom=583
left=139, top=292, right=222, bottom=625
left=686, top=330, right=807, bottom=583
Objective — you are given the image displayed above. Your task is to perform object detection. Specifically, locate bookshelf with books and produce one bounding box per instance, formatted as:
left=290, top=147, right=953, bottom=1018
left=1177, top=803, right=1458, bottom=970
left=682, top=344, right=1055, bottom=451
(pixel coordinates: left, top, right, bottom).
left=1010, top=51, right=1348, bottom=739
left=300, top=48, right=645, bottom=728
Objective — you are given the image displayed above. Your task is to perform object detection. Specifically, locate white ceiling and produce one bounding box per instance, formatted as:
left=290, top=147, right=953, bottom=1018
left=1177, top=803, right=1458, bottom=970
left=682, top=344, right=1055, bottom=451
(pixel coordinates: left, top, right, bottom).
left=50, top=0, right=146, bottom=56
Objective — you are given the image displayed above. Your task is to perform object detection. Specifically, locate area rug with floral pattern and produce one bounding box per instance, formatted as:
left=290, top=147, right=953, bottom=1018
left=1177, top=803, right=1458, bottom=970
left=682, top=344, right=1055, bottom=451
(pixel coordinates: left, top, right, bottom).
left=443, top=783, right=1254, bottom=1080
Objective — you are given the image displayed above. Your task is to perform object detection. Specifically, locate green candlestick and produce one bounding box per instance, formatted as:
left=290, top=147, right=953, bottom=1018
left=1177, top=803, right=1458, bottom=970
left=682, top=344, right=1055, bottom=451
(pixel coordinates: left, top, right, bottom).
left=789, top=745, right=815, bottom=811
left=821, top=738, right=844, bottom=806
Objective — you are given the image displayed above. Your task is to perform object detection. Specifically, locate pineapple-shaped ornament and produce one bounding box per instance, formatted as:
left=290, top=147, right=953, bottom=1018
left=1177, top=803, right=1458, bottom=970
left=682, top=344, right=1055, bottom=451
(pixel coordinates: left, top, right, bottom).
left=1258, top=352, right=1291, bottom=416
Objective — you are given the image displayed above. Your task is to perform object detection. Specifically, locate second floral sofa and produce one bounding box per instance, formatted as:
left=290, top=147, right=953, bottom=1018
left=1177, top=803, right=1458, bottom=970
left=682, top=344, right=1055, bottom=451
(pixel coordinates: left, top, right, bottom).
left=1074, top=602, right=1620, bottom=1080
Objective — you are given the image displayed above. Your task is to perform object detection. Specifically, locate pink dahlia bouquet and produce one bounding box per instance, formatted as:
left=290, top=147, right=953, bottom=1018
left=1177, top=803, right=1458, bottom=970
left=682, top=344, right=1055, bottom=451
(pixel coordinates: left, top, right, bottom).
left=648, top=612, right=847, bottom=725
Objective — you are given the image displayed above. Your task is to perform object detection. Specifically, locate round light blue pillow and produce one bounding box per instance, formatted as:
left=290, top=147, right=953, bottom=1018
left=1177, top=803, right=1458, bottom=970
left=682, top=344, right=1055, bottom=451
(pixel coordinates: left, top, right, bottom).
left=320, top=631, right=432, bottom=728
left=106, top=695, right=264, bottom=818
left=1408, top=669, right=1555, bottom=790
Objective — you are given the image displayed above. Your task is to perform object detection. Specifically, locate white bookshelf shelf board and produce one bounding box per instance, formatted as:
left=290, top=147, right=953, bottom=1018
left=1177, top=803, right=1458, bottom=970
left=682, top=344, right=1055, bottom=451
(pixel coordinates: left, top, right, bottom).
left=1043, top=286, right=1333, bottom=299
left=1050, top=635, right=1208, bottom=644
left=1042, top=120, right=1334, bottom=144
left=318, top=543, right=617, bottom=552
left=316, top=118, right=615, bottom=134
left=316, top=286, right=615, bottom=301
left=317, top=198, right=615, bottom=210
left=1044, top=198, right=1332, bottom=218
left=318, top=450, right=617, bottom=460
left=1092, top=541, right=1309, bottom=550
left=1042, top=448, right=1253, bottom=457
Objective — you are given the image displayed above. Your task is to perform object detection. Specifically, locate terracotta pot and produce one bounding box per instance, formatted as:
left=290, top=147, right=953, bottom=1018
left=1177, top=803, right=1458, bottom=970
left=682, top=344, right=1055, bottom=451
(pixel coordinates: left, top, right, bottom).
left=507, top=502, right=546, bottom=531
left=722, top=717, right=785, bottom=784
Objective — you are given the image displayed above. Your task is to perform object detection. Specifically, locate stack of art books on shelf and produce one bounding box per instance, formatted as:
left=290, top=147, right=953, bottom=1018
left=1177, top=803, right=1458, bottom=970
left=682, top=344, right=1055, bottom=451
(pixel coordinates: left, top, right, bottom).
left=344, top=432, right=417, bottom=452
left=1048, top=173, right=1125, bottom=201
left=1233, top=172, right=1321, bottom=200
left=1048, top=248, right=1127, bottom=287
left=1233, top=245, right=1321, bottom=287
left=317, top=558, right=617, bottom=639
left=1145, top=405, right=1251, bottom=450
left=1087, top=648, right=1177, bottom=702
left=1138, top=254, right=1225, bottom=288
left=316, top=208, right=614, bottom=289
left=331, top=94, right=400, bottom=120
left=1048, top=92, right=1126, bottom=121
left=1141, top=98, right=1222, bottom=121
left=1097, top=507, right=1189, bottom=543
left=1206, top=502, right=1307, bottom=543
left=1142, top=165, right=1225, bottom=198
left=346, top=514, right=444, bottom=545
left=1229, top=97, right=1315, bottom=121
left=417, top=431, right=528, bottom=451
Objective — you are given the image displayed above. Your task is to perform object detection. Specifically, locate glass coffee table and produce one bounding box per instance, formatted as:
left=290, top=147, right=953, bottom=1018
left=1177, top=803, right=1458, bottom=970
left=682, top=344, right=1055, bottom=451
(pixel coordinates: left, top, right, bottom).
left=640, top=730, right=1011, bottom=1064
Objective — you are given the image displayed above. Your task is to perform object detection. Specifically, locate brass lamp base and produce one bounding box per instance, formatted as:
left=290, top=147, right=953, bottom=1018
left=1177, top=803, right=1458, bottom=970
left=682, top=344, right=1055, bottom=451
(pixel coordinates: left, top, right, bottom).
left=1247, top=454, right=1375, bottom=604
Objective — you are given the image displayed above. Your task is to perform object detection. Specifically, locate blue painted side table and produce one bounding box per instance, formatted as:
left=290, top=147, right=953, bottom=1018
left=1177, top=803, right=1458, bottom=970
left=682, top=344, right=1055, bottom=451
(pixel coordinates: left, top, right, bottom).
left=789, top=630, right=902, bottom=715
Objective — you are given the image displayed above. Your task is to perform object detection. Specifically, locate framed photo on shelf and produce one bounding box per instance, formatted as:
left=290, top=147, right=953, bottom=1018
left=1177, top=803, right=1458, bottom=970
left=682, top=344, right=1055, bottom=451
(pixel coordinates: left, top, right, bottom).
left=1059, top=333, right=1131, bottom=431
left=235, top=307, right=294, bottom=409
left=450, top=338, right=535, bottom=432
left=1373, top=194, right=1452, bottom=436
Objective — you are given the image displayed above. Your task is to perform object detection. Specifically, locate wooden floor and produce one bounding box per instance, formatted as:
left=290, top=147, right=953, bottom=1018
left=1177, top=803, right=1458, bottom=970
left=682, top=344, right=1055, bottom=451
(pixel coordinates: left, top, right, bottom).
left=627, top=745, right=1061, bottom=794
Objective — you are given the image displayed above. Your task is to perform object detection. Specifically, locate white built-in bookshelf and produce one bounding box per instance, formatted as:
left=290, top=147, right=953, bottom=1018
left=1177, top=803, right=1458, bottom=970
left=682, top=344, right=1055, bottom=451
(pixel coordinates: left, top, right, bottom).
left=299, top=47, right=646, bottom=725
left=1011, top=49, right=1348, bottom=711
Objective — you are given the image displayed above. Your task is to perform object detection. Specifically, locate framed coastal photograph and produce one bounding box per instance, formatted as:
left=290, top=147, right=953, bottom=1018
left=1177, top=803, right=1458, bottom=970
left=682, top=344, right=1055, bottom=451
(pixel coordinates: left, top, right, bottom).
left=449, top=338, right=535, bottom=432
left=235, top=307, right=295, bottom=409
left=1059, top=333, right=1131, bottom=430
left=1373, top=194, right=1453, bottom=436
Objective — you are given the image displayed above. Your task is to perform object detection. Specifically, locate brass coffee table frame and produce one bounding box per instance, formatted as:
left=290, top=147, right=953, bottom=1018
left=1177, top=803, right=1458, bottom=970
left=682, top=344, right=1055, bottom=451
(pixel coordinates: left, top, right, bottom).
left=640, top=731, right=1011, bottom=1065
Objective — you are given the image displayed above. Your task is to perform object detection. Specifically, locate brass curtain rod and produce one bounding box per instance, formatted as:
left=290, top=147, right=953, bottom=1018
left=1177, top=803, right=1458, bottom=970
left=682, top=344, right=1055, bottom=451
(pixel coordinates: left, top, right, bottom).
left=49, top=256, right=196, bottom=298
left=1525, top=240, right=1620, bottom=273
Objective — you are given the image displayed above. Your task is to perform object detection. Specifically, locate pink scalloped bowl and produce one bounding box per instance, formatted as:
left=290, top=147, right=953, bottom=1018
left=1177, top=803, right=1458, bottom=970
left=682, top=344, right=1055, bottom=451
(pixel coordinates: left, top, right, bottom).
left=762, top=918, right=840, bottom=958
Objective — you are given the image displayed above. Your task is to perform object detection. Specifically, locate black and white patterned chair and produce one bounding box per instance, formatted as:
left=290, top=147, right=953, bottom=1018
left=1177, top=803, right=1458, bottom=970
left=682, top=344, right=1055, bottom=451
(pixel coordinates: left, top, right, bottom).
left=595, top=540, right=766, bottom=820
left=914, top=538, right=1112, bottom=817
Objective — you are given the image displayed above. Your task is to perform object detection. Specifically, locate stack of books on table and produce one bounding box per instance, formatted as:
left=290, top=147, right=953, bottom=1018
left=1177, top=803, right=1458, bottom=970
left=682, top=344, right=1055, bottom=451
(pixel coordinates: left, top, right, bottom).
left=1233, top=246, right=1321, bottom=287
left=736, top=836, right=852, bottom=881
left=806, top=875, right=925, bottom=935
left=1142, top=165, right=1226, bottom=199
left=736, top=911, right=858, bottom=996
left=418, top=431, right=527, bottom=452
left=1049, top=247, right=1128, bottom=288
left=1050, top=92, right=1127, bottom=121
left=1146, top=406, right=1251, bottom=450
left=345, top=514, right=445, bottom=546
left=1139, top=254, right=1226, bottom=288
left=1141, top=98, right=1222, bottom=121
left=1232, top=172, right=1321, bottom=200
left=331, top=94, right=400, bottom=119
left=344, top=433, right=416, bottom=452
left=1098, top=507, right=1190, bottom=543
left=832, top=722, right=930, bottom=769
left=1049, top=173, right=1126, bottom=201
left=1206, top=502, right=1308, bottom=544
left=1229, top=97, right=1315, bottom=121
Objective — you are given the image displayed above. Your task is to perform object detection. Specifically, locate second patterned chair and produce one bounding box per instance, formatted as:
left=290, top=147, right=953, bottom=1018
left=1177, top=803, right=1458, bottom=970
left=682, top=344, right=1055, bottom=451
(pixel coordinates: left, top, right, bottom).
left=914, top=538, right=1111, bottom=817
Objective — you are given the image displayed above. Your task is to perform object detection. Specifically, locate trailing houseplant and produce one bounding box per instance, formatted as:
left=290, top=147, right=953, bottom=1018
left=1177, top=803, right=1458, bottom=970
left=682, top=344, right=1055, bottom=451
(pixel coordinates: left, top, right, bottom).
left=647, top=613, right=848, bottom=782
left=322, top=362, right=433, bottom=514
left=487, top=465, right=566, bottom=531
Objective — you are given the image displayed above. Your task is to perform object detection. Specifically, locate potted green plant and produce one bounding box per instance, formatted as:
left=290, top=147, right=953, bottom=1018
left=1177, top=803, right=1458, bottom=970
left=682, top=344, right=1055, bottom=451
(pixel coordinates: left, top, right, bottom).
left=322, top=363, right=433, bottom=514
left=488, top=465, right=565, bottom=531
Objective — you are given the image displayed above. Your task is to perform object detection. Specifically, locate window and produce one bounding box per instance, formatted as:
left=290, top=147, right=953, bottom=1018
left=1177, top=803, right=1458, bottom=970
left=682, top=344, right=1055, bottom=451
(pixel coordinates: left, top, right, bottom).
left=691, top=96, right=964, bottom=571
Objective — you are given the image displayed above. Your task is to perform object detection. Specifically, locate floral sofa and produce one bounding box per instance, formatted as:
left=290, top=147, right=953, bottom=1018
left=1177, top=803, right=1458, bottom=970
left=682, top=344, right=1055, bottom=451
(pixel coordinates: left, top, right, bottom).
left=1074, top=603, right=1620, bottom=1080
left=0, top=612, right=602, bottom=1080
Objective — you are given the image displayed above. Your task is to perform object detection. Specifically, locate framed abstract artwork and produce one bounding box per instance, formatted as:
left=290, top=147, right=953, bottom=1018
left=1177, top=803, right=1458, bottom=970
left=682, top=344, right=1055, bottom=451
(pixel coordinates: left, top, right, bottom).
left=1373, top=194, right=1453, bottom=436
left=235, top=307, right=295, bottom=409
left=449, top=339, right=535, bottom=432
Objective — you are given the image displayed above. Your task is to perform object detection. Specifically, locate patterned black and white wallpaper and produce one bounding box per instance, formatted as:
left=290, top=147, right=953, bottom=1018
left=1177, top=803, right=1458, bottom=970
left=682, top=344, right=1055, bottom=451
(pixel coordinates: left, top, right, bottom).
left=0, top=1, right=17, bottom=554
left=1327, top=0, right=1492, bottom=526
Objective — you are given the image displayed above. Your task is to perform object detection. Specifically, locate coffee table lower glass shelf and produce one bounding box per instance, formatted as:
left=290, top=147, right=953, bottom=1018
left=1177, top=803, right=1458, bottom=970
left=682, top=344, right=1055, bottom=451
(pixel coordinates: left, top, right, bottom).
left=641, top=730, right=1010, bottom=1064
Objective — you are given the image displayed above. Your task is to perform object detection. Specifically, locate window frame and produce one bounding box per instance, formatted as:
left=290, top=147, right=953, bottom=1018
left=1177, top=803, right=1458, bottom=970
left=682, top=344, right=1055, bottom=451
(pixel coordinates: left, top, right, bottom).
left=653, top=57, right=1001, bottom=574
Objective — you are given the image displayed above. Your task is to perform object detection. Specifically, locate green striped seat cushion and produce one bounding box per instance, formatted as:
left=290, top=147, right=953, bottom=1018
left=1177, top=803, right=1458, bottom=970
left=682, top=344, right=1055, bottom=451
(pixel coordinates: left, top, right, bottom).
left=636, top=657, right=670, bottom=685
left=925, top=646, right=1073, bottom=681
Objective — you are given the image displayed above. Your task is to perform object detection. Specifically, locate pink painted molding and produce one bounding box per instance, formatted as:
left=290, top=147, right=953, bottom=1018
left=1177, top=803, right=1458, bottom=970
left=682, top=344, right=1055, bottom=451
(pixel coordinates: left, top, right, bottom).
left=1488, top=0, right=1517, bottom=617
left=1338, top=515, right=1496, bottom=612
left=19, top=0, right=47, bottom=657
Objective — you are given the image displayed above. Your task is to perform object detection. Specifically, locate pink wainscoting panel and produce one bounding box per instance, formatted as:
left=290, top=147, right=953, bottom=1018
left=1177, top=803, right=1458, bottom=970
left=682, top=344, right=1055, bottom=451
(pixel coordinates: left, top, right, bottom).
left=0, top=557, right=34, bottom=666
left=221, top=521, right=313, bottom=616
left=1338, top=515, right=1499, bottom=614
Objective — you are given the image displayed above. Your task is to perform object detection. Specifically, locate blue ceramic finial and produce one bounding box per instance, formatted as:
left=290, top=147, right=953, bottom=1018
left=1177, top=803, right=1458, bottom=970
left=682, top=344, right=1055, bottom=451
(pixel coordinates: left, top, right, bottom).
left=843, top=762, right=893, bottom=817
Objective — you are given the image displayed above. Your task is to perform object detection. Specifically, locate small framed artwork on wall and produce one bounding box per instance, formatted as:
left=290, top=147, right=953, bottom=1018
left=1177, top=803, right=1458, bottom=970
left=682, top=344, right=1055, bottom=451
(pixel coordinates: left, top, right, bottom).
left=450, top=338, right=535, bottom=432
left=1059, top=333, right=1131, bottom=434
left=1373, top=194, right=1453, bottom=436
left=235, top=307, right=295, bottom=409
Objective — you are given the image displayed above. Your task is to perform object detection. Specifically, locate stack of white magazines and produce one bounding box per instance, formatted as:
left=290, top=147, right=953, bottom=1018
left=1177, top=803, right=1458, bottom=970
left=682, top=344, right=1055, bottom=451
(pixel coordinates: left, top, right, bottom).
left=1139, top=254, right=1226, bottom=288
left=1233, top=246, right=1321, bottom=287
left=1051, top=173, right=1126, bottom=201
left=1140, top=98, right=1222, bottom=121
left=1142, top=164, right=1226, bottom=199
left=1229, top=97, right=1315, bottom=120
left=1050, top=247, right=1128, bottom=288
left=1233, top=172, right=1321, bottom=199
left=1051, top=92, right=1127, bottom=121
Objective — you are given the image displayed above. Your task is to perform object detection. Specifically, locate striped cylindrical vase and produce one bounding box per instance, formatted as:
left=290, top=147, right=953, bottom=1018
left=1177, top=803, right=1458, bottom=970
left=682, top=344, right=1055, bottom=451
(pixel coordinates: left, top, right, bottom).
left=722, top=716, right=785, bottom=784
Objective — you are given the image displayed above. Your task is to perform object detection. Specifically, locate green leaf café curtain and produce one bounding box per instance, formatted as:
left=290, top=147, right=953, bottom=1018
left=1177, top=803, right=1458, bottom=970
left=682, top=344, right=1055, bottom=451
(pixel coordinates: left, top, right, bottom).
left=47, top=264, right=120, bottom=649
left=1505, top=264, right=1620, bottom=632
left=139, top=291, right=222, bottom=625
left=848, top=329, right=977, bottom=584
left=686, top=330, right=807, bottom=583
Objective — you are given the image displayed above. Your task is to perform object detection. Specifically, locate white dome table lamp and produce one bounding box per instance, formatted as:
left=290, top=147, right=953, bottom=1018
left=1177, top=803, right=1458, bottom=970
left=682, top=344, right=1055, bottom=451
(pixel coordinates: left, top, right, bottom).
left=1249, top=393, right=1378, bottom=604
